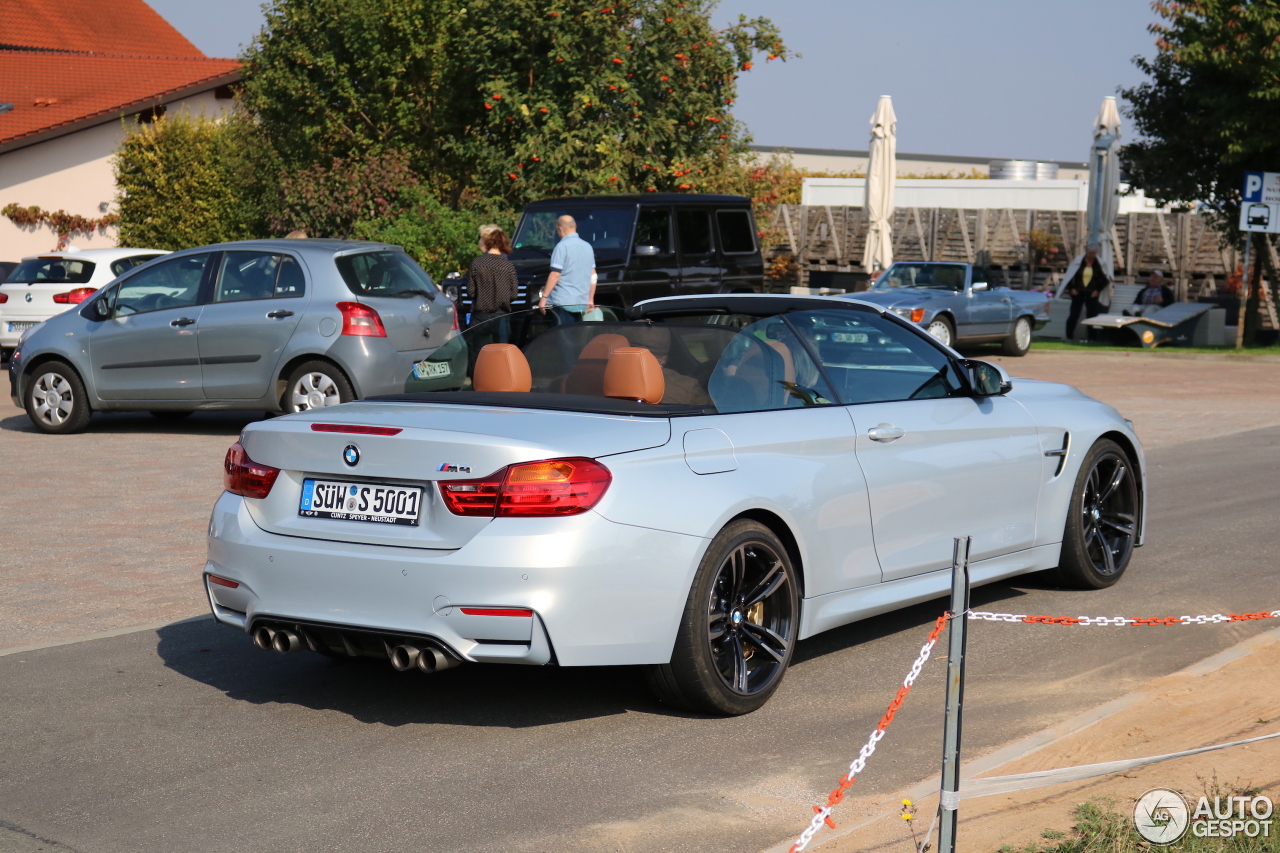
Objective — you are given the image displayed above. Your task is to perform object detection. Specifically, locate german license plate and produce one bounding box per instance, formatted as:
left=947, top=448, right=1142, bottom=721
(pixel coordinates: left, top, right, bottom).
left=413, top=359, right=451, bottom=379
left=7, top=322, right=36, bottom=333
left=299, top=479, right=423, bottom=526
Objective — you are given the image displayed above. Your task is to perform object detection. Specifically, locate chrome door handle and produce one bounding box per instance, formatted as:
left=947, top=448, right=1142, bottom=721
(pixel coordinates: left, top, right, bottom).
left=266, top=309, right=294, bottom=319
left=1001, top=297, right=1011, bottom=303
left=170, top=317, right=196, bottom=327
left=868, top=423, right=905, bottom=442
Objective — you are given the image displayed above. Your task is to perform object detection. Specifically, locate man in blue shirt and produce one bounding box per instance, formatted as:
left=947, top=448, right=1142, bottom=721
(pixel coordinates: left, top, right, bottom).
left=539, top=215, right=595, bottom=321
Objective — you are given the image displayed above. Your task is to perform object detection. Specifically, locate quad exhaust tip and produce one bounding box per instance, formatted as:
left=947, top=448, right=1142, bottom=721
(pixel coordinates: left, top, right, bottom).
left=272, top=629, right=303, bottom=654
left=389, top=643, right=459, bottom=674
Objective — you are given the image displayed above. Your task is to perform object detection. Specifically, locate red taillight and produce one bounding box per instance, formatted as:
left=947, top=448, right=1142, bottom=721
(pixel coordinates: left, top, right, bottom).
left=336, top=301, right=386, bottom=337
left=459, top=607, right=533, bottom=617
left=53, top=287, right=97, bottom=304
left=310, top=423, right=403, bottom=436
left=223, top=441, right=281, bottom=499
left=451, top=302, right=459, bottom=331
left=0, top=293, right=7, bottom=304
left=439, top=457, right=611, bottom=517
left=910, top=308, right=925, bottom=323
left=207, top=574, right=240, bottom=589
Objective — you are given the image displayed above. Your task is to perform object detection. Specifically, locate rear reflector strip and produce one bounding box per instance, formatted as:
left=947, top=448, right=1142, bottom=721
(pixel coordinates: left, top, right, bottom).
left=207, top=574, right=240, bottom=589
left=459, top=607, right=534, bottom=617
left=310, top=424, right=403, bottom=436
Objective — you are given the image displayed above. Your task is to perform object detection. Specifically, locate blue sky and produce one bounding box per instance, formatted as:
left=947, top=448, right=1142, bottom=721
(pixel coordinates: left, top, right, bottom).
left=148, top=0, right=1159, bottom=163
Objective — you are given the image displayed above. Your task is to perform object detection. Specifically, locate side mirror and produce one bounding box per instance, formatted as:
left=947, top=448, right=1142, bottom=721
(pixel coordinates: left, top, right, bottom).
left=633, top=245, right=661, bottom=256
left=970, top=281, right=989, bottom=292
left=93, top=299, right=114, bottom=320
left=964, top=359, right=1012, bottom=396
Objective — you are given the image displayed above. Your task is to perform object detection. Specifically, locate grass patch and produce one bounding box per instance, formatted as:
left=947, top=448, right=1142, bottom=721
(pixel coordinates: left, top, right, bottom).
left=992, top=793, right=1280, bottom=853
left=1020, top=340, right=1280, bottom=356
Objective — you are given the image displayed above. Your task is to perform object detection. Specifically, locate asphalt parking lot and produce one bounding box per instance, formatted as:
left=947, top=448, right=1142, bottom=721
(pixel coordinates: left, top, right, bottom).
left=2, top=351, right=1279, bottom=852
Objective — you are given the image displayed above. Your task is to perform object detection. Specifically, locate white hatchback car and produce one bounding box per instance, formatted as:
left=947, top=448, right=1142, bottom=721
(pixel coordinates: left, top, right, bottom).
left=0, top=248, right=168, bottom=357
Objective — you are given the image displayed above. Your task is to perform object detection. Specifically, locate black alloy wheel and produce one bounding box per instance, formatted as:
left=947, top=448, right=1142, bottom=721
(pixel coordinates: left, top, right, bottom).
left=647, top=520, right=799, bottom=715
left=1057, top=439, right=1139, bottom=589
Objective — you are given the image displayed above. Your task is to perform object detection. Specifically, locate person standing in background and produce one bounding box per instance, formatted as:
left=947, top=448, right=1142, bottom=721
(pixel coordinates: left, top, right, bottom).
left=466, top=227, right=518, bottom=342
left=539, top=215, right=595, bottom=323
left=1064, top=242, right=1108, bottom=340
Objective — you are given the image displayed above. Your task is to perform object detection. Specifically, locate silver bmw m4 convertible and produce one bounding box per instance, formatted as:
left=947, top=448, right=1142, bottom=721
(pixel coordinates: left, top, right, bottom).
left=205, top=294, right=1145, bottom=714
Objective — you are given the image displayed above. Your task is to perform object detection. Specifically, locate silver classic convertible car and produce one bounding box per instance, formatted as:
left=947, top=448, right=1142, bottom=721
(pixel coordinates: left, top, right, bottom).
left=854, top=262, right=1051, bottom=354
left=205, top=294, right=1144, bottom=715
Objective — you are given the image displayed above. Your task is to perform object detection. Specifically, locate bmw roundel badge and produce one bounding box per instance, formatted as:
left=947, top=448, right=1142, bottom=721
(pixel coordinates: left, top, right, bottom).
left=342, top=444, right=360, bottom=467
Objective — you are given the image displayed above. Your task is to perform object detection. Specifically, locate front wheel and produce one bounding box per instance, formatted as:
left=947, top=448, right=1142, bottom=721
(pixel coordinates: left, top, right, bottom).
left=925, top=316, right=955, bottom=348
left=1001, top=316, right=1033, bottom=356
left=646, top=520, right=799, bottom=715
left=1056, top=439, right=1139, bottom=589
left=283, top=361, right=354, bottom=413
left=24, top=361, right=91, bottom=434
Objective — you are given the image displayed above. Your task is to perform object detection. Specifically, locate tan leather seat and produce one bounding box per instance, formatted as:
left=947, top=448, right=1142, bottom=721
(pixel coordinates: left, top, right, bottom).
left=473, top=344, right=532, bottom=392
left=566, top=333, right=630, bottom=396
left=603, top=348, right=665, bottom=404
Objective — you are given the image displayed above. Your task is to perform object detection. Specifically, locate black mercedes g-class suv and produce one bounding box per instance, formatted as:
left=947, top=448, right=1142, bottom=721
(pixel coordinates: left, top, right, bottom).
left=452, top=193, right=764, bottom=318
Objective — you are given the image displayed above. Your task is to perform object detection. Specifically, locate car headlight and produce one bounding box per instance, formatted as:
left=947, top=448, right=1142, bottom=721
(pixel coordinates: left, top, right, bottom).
left=891, top=307, right=926, bottom=323
left=891, top=307, right=912, bottom=318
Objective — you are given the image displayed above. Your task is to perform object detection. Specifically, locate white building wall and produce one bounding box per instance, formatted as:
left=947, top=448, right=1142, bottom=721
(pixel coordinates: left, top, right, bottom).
left=800, top=177, right=1163, bottom=213
left=0, top=91, right=229, bottom=261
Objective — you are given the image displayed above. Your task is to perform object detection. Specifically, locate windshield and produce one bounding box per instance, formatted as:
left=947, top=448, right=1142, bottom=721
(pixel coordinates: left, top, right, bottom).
left=396, top=306, right=841, bottom=415
left=872, top=263, right=967, bottom=292
left=335, top=250, right=438, bottom=299
left=6, top=258, right=96, bottom=285
left=510, top=206, right=637, bottom=265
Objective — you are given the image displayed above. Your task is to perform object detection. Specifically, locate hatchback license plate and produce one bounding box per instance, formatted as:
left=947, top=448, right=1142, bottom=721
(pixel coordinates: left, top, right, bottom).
left=413, top=359, right=451, bottom=379
left=7, top=322, right=36, bottom=332
left=300, top=479, right=423, bottom=526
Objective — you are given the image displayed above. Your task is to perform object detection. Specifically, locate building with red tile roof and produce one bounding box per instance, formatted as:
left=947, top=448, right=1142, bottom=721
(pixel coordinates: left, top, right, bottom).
left=0, top=0, right=242, bottom=257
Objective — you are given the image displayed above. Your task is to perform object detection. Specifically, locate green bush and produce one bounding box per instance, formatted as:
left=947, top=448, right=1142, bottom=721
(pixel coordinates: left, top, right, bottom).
left=352, top=188, right=517, bottom=281
left=113, top=110, right=279, bottom=249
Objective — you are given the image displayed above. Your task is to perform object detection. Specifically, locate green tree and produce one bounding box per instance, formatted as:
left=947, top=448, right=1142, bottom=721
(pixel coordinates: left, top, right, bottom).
left=114, top=111, right=279, bottom=249
left=1121, top=1, right=1280, bottom=343
left=1122, top=2, right=1280, bottom=222
left=240, top=0, right=789, bottom=206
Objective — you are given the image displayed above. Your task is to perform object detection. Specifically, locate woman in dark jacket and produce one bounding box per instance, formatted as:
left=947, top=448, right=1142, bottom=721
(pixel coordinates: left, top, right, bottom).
left=466, top=227, right=518, bottom=342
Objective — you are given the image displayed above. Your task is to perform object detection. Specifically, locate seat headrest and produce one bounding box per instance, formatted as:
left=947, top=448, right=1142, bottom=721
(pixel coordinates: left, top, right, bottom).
left=578, top=333, right=631, bottom=360
left=603, top=348, right=664, bottom=404
left=473, top=344, right=532, bottom=392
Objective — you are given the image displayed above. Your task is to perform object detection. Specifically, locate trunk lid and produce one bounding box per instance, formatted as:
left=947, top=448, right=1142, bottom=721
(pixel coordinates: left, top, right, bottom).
left=238, top=401, right=672, bottom=550
left=0, top=283, right=79, bottom=321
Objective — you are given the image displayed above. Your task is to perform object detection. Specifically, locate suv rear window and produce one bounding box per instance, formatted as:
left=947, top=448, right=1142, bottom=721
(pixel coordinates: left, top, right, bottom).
left=7, top=258, right=95, bottom=284
left=717, top=210, right=757, bottom=254
left=335, top=251, right=438, bottom=299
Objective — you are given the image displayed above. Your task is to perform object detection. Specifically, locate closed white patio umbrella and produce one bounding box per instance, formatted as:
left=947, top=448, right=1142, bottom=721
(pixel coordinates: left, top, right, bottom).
left=1087, top=96, right=1121, bottom=282
left=862, top=95, right=897, bottom=273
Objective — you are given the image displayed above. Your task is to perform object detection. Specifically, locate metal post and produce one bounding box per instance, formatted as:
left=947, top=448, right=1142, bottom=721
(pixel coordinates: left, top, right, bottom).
left=1236, top=233, right=1252, bottom=350
left=937, top=536, right=971, bottom=853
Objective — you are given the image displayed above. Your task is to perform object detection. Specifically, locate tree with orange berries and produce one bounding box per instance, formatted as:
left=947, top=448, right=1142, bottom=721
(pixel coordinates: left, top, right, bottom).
left=241, top=0, right=790, bottom=207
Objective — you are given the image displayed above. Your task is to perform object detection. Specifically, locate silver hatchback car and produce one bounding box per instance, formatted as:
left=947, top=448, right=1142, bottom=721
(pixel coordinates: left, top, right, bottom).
left=8, top=240, right=457, bottom=434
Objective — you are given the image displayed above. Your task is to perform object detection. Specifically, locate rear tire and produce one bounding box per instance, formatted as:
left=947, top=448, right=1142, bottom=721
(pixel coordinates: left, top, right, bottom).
left=646, top=520, right=799, bottom=716
left=1056, top=439, right=1139, bottom=589
left=1001, top=316, right=1033, bottom=356
left=283, top=360, right=354, bottom=413
left=24, top=360, right=91, bottom=434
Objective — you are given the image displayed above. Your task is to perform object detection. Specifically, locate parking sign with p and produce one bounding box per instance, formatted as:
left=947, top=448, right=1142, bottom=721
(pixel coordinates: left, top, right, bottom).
left=1240, top=171, right=1280, bottom=232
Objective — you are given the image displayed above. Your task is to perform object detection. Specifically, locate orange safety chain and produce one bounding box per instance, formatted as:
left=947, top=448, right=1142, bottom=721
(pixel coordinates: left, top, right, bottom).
left=969, top=610, right=1280, bottom=626
left=788, top=612, right=950, bottom=853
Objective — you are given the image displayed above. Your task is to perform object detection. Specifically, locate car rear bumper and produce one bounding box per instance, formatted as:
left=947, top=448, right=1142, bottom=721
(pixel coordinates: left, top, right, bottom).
left=205, top=491, right=707, bottom=666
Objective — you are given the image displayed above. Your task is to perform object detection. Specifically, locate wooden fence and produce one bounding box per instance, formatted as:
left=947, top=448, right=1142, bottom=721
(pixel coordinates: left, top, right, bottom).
left=764, top=206, right=1273, bottom=304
